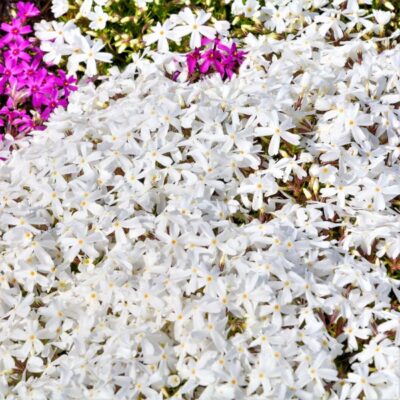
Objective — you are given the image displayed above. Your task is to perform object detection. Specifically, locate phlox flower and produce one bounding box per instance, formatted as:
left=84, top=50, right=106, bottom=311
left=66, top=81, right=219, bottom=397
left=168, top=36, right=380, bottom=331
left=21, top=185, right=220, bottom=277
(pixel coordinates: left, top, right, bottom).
left=59, top=224, right=104, bottom=262
left=41, top=89, right=68, bottom=120
left=51, top=0, right=69, bottom=18
left=320, top=179, right=360, bottom=208
left=5, top=38, right=32, bottom=62
left=255, top=111, right=299, bottom=156
left=238, top=171, right=278, bottom=210
left=372, top=10, right=391, bottom=26
left=355, top=335, right=398, bottom=370
left=173, top=8, right=216, bottom=49
left=243, top=0, right=261, bottom=18
left=24, top=70, right=53, bottom=107
left=337, top=319, right=371, bottom=350
left=10, top=318, right=47, bottom=359
left=144, top=20, right=178, bottom=53
left=88, top=6, right=109, bottom=31
left=55, top=69, right=78, bottom=96
left=0, top=1, right=75, bottom=143
left=358, top=175, right=400, bottom=211
left=17, top=113, right=45, bottom=133
left=0, top=18, right=32, bottom=44
left=69, top=37, right=112, bottom=77
left=199, top=47, right=225, bottom=76
left=186, top=47, right=201, bottom=75
left=16, top=1, right=40, bottom=21
left=219, top=42, right=246, bottom=78
left=35, top=20, right=77, bottom=44
left=343, top=104, right=371, bottom=148
left=296, top=352, right=338, bottom=397
left=0, top=57, right=23, bottom=86
left=185, top=37, right=246, bottom=81
left=347, top=363, right=387, bottom=400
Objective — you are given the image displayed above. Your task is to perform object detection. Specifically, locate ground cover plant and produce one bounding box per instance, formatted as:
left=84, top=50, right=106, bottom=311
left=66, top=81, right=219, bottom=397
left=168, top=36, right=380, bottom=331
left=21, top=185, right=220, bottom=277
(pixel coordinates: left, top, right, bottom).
left=0, top=1, right=400, bottom=399
left=0, top=1, right=76, bottom=158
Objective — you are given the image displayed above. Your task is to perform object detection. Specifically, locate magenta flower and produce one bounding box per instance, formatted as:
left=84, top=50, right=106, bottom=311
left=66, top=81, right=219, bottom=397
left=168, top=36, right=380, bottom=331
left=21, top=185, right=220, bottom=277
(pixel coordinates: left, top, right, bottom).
left=0, top=58, right=24, bottom=87
left=186, top=48, right=201, bottom=75
left=16, top=1, right=40, bottom=21
left=0, top=106, right=26, bottom=131
left=40, top=89, right=67, bottom=120
left=220, top=43, right=246, bottom=76
left=199, top=48, right=224, bottom=76
left=220, top=42, right=246, bottom=63
left=5, top=38, right=32, bottom=62
left=185, top=37, right=246, bottom=82
left=0, top=18, right=32, bottom=44
left=17, top=115, right=43, bottom=133
left=200, top=37, right=214, bottom=46
left=25, top=70, right=53, bottom=107
left=0, top=2, right=77, bottom=144
left=56, top=70, right=78, bottom=96
left=21, top=55, right=42, bottom=78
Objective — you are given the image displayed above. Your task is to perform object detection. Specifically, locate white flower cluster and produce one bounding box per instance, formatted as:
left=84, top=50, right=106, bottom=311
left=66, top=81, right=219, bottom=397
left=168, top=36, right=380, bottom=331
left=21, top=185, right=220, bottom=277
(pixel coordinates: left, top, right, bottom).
left=143, top=8, right=229, bottom=52
left=231, top=0, right=395, bottom=36
left=1, top=18, right=400, bottom=397
left=52, top=0, right=155, bottom=20
left=117, top=0, right=397, bottom=57
left=36, top=5, right=230, bottom=76
left=42, top=0, right=399, bottom=79
left=51, top=0, right=109, bottom=21
left=34, top=19, right=112, bottom=77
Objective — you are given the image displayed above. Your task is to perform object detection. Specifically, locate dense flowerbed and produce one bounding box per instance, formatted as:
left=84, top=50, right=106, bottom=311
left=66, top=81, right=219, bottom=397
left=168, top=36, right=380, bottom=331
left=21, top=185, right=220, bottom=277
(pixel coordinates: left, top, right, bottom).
left=0, top=1, right=400, bottom=399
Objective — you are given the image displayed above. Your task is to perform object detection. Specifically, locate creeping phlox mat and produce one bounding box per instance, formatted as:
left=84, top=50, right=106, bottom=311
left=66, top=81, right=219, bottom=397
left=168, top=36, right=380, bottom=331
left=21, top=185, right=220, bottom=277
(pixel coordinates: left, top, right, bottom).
left=0, top=1, right=400, bottom=400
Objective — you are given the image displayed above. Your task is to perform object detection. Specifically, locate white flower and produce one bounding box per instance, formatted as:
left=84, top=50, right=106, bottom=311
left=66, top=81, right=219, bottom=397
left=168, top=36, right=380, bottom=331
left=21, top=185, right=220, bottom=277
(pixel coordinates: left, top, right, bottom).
left=337, top=319, right=371, bottom=350
left=51, top=0, right=69, bottom=18
left=35, top=20, right=77, bottom=44
left=358, top=174, right=400, bottom=211
left=255, top=111, right=300, bottom=156
left=238, top=172, right=278, bottom=210
left=40, top=39, right=69, bottom=65
left=11, top=319, right=47, bottom=359
left=315, top=11, right=345, bottom=39
left=247, top=365, right=271, bottom=395
left=373, top=10, right=391, bottom=26
left=59, top=223, right=104, bottom=261
left=88, top=6, right=109, bottom=30
left=347, top=363, right=387, bottom=400
left=71, top=37, right=112, bottom=76
left=79, top=0, right=94, bottom=17
left=214, top=20, right=231, bottom=36
left=296, top=352, right=338, bottom=396
left=343, top=103, right=371, bottom=147
left=320, top=180, right=360, bottom=208
left=173, top=8, right=216, bottom=49
left=310, top=163, right=337, bottom=184
left=144, top=20, right=179, bottom=53
left=263, top=4, right=289, bottom=33
left=35, top=17, right=112, bottom=76
left=356, top=335, right=398, bottom=369
left=243, top=0, right=260, bottom=18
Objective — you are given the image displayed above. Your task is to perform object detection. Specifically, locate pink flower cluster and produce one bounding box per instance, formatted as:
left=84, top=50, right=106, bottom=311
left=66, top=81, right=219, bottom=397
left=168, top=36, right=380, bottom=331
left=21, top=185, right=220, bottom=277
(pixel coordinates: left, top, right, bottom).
left=0, top=2, right=77, bottom=143
left=186, top=37, right=246, bottom=81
